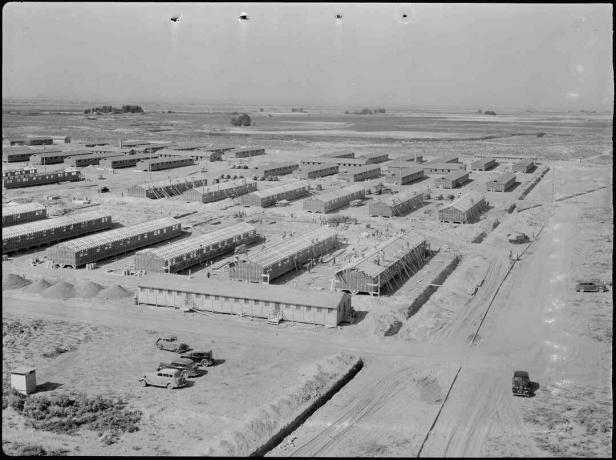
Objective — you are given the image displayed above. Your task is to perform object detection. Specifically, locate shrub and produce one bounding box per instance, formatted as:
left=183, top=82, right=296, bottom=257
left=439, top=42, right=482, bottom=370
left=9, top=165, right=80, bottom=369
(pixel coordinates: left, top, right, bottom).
left=231, top=113, right=252, bottom=127
left=8, top=388, right=26, bottom=412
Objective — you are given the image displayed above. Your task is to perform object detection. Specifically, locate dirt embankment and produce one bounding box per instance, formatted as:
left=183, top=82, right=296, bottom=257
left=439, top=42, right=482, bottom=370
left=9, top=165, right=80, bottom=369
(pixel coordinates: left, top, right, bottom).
left=203, top=353, right=363, bottom=457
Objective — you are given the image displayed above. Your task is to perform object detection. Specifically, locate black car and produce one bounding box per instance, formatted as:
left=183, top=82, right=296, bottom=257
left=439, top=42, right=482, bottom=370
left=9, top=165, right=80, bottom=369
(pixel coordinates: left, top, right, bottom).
left=180, top=350, right=214, bottom=367
left=512, top=370, right=532, bottom=397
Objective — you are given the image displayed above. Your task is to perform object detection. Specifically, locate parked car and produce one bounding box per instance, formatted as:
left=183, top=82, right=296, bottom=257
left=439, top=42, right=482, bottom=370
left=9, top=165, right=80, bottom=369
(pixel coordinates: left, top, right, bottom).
left=512, top=370, right=532, bottom=397
left=575, top=280, right=607, bottom=292
left=139, top=368, right=187, bottom=389
left=155, top=336, right=190, bottom=353
left=157, top=358, right=200, bottom=377
left=181, top=350, right=214, bottom=367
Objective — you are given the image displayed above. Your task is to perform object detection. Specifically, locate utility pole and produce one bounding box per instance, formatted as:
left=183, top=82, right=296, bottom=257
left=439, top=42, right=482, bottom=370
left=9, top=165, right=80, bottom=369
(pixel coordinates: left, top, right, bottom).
left=551, top=164, right=555, bottom=203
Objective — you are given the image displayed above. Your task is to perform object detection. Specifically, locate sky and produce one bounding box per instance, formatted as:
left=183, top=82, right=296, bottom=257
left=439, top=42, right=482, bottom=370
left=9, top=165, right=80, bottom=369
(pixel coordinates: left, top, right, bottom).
left=2, top=3, right=613, bottom=110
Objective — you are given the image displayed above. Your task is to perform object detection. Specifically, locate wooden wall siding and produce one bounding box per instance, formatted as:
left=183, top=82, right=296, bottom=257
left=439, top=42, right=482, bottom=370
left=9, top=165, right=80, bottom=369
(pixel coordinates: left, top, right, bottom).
left=471, top=158, right=497, bottom=171
left=28, top=154, right=65, bottom=165
left=368, top=193, right=423, bottom=217
left=434, top=172, right=469, bottom=189
left=239, top=184, right=309, bottom=208
left=2, top=205, right=47, bottom=227
left=384, top=169, right=424, bottom=185
left=334, top=238, right=427, bottom=296
left=2, top=167, right=37, bottom=178
left=3, top=152, right=34, bottom=162
left=512, top=161, right=535, bottom=173
left=302, top=186, right=366, bottom=213
left=3, top=171, right=82, bottom=189
left=182, top=181, right=256, bottom=203
left=228, top=230, right=338, bottom=283
left=234, top=148, right=265, bottom=158
left=3, top=212, right=112, bottom=254
left=259, top=163, right=299, bottom=177
left=45, top=220, right=181, bottom=268
left=438, top=199, right=487, bottom=224
left=298, top=165, right=339, bottom=179
left=99, top=155, right=159, bottom=169
left=135, top=157, right=194, bottom=172
left=486, top=174, right=516, bottom=192
left=339, top=166, right=381, bottom=182
left=136, top=286, right=348, bottom=327
left=134, top=227, right=258, bottom=273
left=127, top=178, right=208, bottom=199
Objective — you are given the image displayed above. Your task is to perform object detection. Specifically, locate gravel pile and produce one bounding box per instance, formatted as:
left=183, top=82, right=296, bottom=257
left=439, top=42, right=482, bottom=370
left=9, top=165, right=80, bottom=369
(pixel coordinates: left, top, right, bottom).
left=2, top=273, right=31, bottom=290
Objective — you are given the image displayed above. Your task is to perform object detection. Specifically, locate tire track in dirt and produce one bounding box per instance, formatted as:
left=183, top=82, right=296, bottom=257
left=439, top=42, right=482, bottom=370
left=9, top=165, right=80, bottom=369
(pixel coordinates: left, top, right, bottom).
left=288, top=366, right=418, bottom=457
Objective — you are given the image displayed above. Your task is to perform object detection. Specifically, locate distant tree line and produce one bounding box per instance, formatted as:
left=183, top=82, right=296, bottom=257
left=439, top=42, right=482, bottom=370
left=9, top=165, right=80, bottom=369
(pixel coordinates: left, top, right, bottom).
left=344, top=108, right=386, bottom=115
left=231, top=113, right=252, bottom=127
left=477, top=109, right=497, bottom=115
left=84, top=105, right=144, bottom=114
left=291, top=107, right=305, bottom=112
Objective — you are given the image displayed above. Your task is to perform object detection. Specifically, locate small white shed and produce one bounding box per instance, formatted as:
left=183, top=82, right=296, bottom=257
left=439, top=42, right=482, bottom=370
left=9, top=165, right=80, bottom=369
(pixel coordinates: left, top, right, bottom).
left=11, top=366, right=37, bottom=395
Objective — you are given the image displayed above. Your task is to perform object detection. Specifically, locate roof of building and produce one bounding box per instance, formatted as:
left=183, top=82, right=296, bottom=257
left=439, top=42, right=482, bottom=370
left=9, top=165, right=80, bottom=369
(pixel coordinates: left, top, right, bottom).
left=132, top=176, right=207, bottom=190
left=423, top=161, right=465, bottom=169
left=136, top=223, right=255, bottom=260
left=337, top=233, right=426, bottom=278
left=514, top=159, right=535, bottom=166
left=443, top=190, right=485, bottom=213
left=136, top=155, right=193, bottom=165
left=3, top=210, right=111, bottom=240
left=249, top=182, right=308, bottom=199
left=471, top=157, right=496, bottom=166
left=239, top=227, right=337, bottom=269
left=258, top=161, right=298, bottom=171
left=2, top=202, right=46, bottom=217
left=387, top=164, right=424, bottom=175
left=442, top=169, right=469, bottom=181
left=342, top=165, right=381, bottom=174
left=320, top=150, right=355, bottom=158
left=306, top=184, right=365, bottom=203
left=186, top=179, right=255, bottom=195
left=102, top=154, right=160, bottom=163
left=357, top=152, right=389, bottom=160
left=234, top=146, right=265, bottom=153
left=372, top=190, right=423, bottom=207
left=54, top=217, right=179, bottom=251
left=138, top=274, right=347, bottom=310
left=301, top=163, right=339, bottom=173
left=11, top=366, right=35, bottom=375
left=26, top=149, right=64, bottom=157
left=489, top=172, right=516, bottom=184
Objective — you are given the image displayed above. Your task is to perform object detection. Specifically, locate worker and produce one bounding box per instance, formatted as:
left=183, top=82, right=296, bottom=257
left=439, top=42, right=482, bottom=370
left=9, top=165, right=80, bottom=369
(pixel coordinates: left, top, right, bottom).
left=206, top=271, right=211, bottom=279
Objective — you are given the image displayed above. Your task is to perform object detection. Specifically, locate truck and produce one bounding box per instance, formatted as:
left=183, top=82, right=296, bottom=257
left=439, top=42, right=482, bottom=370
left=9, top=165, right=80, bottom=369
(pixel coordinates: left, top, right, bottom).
left=139, top=368, right=187, bottom=390
left=180, top=350, right=214, bottom=367
left=157, top=358, right=200, bottom=377
left=155, top=336, right=190, bottom=353
left=512, top=370, right=532, bottom=397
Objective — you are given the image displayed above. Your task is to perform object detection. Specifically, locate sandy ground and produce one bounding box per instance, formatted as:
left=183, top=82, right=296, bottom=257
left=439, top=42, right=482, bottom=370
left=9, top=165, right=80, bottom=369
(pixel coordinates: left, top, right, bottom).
left=2, top=109, right=612, bottom=456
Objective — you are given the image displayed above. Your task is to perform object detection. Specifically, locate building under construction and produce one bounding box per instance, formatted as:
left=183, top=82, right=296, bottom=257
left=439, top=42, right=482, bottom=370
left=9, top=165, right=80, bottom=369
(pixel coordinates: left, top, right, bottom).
left=127, top=176, right=208, bottom=199
left=385, top=165, right=425, bottom=185
left=3, top=170, right=82, bottom=189
left=135, top=156, right=194, bottom=172
left=134, top=222, right=258, bottom=273
left=257, top=161, right=299, bottom=177
left=182, top=179, right=256, bottom=203
left=233, top=147, right=266, bottom=158
left=45, top=217, right=182, bottom=268
left=99, top=154, right=159, bottom=170
left=339, top=165, right=381, bottom=182
left=3, top=210, right=112, bottom=254
left=368, top=191, right=424, bottom=217
left=136, top=275, right=352, bottom=327
left=438, top=191, right=487, bottom=223
left=471, top=158, right=497, bottom=171
left=298, top=164, right=339, bottom=179
left=333, top=233, right=428, bottom=296
left=486, top=172, right=516, bottom=192
left=303, top=184, right=365, bottom=213
left=240, top=182, right=309, bottom=207
left=228, top=227, right=338, bottom=283
left=434, top=170, right=470, bottom=189
left=2, top=203, right=47, bottom=227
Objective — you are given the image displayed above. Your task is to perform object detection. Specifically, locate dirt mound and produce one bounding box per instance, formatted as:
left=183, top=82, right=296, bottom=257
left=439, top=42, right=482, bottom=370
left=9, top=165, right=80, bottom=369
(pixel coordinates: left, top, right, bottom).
left=96, top=284, right=132, bottom=299
left=23, top=279, right=54, bottom=293
left=414, top=375, right=444, bottom=404
left=73, top=280, right=104, bottom=298
left=43, top=281, right=76, bottom=299
left=2, top=273, right=31, bottom=290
